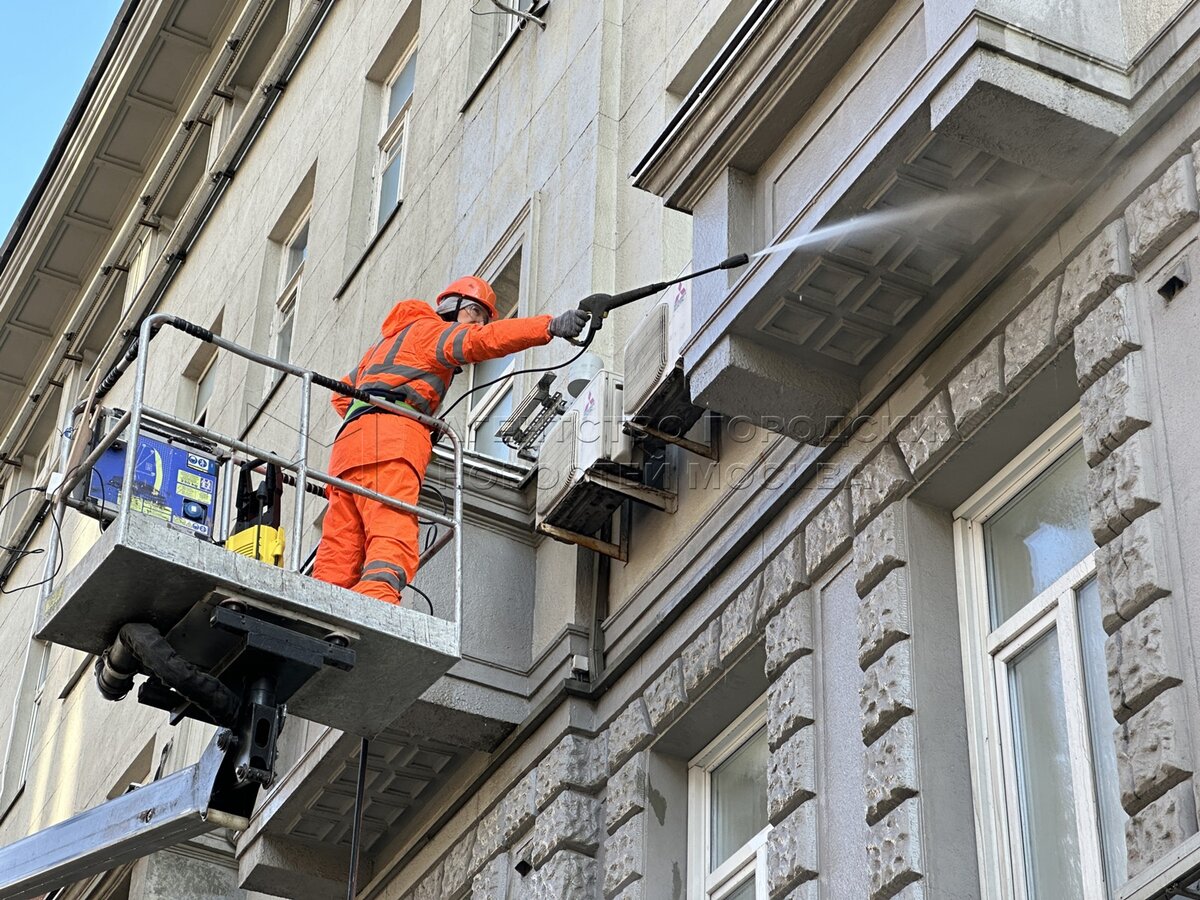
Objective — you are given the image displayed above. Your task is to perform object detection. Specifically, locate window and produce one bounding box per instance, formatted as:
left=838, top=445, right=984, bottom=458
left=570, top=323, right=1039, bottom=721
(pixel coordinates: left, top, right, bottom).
left=376, top=46, right=417, bottom=232
left=193, top=354, right=218, bottom=427
left=273, top=213, right=309, bottom=366
left=468, top=0, right=533, bottom=87
left=955, top=410, right=1125, bottom=899
left=466, top=250, right=522, bottom=460
left=688, top=698, right=770, bottom=900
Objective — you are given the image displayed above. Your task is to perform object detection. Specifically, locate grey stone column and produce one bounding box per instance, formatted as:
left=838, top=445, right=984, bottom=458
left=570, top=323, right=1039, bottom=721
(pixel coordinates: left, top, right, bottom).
left=130, top=836, right=244, bottom=900
left=850, top=488, right=979, bottom=900
left=1074, top=150, right=1200, bottom=878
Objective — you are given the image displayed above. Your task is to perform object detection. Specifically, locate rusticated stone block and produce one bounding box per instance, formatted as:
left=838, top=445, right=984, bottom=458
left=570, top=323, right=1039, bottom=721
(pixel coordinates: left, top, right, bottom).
left=769, top=656, right=814, bottom=751
left=761, top=533, right=808, bottom=621
left=720, top=573, right=763, bottom=665
left=865, top=716, right=919, bottom=826
left=1087, top=428, right=1159, bottom=546
left=607, top=882, right=647, bottom=900
left=441, top=828, right=477, bottom=897
left=476, top=776, right=535, bottom=871
left=947, top=335, right=1005, bottom=434
left=1075, top=284, right=1141, bottom=390
left=602, top=813, right=645, bottom=898
left=851, top=443, right=914, bottom=532
left=1058, top=219, right=1133, bottom=340
left=765, top=589, right=813, bottom=682
left=895, top=391, right=958, bottom=480
left=607, top=699, right=655, bottom=774
left=1097, top=508, right=1172, bottom=632
left=1126, top=780, right=1198, bottom=878
left=861, top=642, right=915, bottom=746
left=867, top=798, right=924, bottom=900
left=1108, top=600, right=1182, bottom=723
left=859, top=569, right=911, bottom=671
left=805, top=489, right=852, bottom=580
left=643, top=660, right=687, bottom=731
left=766, top=802, right=817, bottom=898
left=413, top=861, right=443, bottom=900
left=854, top=503, right=908, bottom=598
left=471, top=852, right=510, bottom=900
left=1125, top=154, right=1199, bottom=268
left=1117, top=689, right=1193, bottom=814
left=605, top=751, right=647, bottom=835
left=531, top=790, right=601, bottom=867
left=1079, top=352, right=1151, bottom=466
left=682, top=618, right=722, bottom=700
left=536, top=734, right=607, bottom=810
left=1004, top=276, right=1060, bottom=389
left=769, top=725, right=815, bottom=825
left=527, top=849, right=599, bottom=900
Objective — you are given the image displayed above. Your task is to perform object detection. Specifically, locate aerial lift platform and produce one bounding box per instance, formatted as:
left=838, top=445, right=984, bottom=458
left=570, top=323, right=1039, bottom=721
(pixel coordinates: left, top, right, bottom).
left=0, top=314, right=464, bottom=899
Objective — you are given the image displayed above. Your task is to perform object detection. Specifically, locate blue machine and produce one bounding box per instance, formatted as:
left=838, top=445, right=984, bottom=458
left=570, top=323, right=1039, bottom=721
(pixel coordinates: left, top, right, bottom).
left=81, top=417, right=222, bottom=539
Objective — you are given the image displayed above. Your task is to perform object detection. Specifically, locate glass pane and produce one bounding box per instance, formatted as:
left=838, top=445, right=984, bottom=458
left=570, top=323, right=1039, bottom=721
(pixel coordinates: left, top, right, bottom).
left=1077, top=576, right=1127, bottom=892
left=377, top=151, right=403, bottom=231
left=284, top=221, right=308, bottom=282
left=1009, top=630, right=1084, bottom=900
left=387, top=54, right=417, bottom=122
left=985, top=442, right=1092, bottom=625
left=472, top=389, right=513, bottom=459
left=472, top=356, right=512, bottom=395
left=710, top=726, right=768, bottom=872
left=275, top=311, right=294, bottom=364
left=720, top=874, right=757, bottom=900
left=194, top=360, right=217, bottom=422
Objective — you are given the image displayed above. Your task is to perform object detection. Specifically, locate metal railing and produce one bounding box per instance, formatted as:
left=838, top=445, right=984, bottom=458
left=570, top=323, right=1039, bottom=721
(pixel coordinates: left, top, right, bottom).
left=50, top=313, right=464, bottom=632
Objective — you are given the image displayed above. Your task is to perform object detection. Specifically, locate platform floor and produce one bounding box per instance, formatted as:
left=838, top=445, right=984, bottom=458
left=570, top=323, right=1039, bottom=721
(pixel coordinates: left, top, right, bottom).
left=37, top=513, right=459, bottom=738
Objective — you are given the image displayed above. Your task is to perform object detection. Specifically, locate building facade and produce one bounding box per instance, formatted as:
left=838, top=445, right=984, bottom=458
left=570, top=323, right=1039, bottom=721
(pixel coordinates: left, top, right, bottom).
left=2, top=0, right=1200, bottom=898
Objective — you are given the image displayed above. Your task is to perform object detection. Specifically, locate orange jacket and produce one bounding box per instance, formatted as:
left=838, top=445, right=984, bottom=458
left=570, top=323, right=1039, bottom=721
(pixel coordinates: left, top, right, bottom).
left=328, top=300, right=552, bottom=476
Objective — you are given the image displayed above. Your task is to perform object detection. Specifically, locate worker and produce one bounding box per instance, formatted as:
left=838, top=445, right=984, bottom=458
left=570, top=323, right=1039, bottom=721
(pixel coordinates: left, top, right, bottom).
left=313, top=276, right=588, bottom=603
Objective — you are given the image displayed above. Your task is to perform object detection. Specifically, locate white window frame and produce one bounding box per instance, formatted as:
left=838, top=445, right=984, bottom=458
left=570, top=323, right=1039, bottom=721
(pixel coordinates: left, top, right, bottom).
left=687, top=696, right=770, bottom=900
left=954, top=407, right=1116, bottom=900
left=192, top=353, right=218, bottom=426
left=375, top=43, right=417, bottom=232
left=272, top=209, right=309, bottom=368
left=465, top=287, right=519, bottom=459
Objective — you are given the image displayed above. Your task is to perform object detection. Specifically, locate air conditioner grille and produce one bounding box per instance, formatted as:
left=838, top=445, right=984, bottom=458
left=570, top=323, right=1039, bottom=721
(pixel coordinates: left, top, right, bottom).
left=536, top=409, right=581, bottom=518
left=624, top=303, right=670, bottom=414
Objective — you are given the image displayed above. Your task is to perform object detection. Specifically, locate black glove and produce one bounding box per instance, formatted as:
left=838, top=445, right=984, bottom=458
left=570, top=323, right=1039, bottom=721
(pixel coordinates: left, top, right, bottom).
left=549, top=308, right=590, bottom=339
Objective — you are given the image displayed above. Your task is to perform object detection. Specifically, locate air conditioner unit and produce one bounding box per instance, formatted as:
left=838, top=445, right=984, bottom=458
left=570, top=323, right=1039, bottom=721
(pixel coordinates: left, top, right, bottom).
left=622, top=272, right=705, bottom=438
left=536, top=369, right=633, bottom=534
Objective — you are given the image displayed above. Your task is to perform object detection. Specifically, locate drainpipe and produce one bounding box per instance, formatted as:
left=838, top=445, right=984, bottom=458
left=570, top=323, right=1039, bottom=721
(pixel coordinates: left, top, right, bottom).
left=0, top=0, right=327, bottom=480
left=0, top=0, right=336, bottom=579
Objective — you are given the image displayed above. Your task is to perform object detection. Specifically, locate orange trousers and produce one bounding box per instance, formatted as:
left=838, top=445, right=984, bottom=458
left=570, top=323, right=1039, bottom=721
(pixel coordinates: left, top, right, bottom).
left=312, top=459, right=422, bottom=604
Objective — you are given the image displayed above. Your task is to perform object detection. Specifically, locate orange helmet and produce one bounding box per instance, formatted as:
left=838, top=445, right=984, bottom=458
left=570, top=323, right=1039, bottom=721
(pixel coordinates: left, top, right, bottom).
left=436, top=276, right=498, bottom=321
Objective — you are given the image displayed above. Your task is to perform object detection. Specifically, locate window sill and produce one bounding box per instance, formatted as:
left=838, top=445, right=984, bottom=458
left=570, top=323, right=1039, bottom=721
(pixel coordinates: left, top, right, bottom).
left=460, top=1, right=550, bottom=113
left=333, top=200, right=403, bottom=302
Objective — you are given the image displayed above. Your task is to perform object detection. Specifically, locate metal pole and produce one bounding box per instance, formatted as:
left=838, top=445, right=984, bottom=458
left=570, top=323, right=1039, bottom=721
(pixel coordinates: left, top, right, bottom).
left=289, top=373, right=312, bottom=571
left=450, top=428, right=463, bottom=641
left=347, top=737, right=369, bottom=900
left=117, top=315, right=163, bottom=541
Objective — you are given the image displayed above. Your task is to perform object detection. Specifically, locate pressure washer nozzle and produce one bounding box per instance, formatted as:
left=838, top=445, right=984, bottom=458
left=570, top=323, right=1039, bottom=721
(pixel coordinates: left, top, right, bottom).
left=720, top=253, right=750, bottom=269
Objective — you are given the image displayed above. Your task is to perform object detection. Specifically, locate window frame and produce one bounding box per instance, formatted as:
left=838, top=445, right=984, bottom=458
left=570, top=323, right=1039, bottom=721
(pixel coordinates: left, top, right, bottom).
left=192, top=352, right=218, bottom=427
left=687, top=695, right=770, bottom=900
left=375, top=42, right=417, bottom=233
left=465, top=289, right=519, bottom=459
left=954, top=407, right=1117, bottom=900
left=272, top=209, right=310, bottom=368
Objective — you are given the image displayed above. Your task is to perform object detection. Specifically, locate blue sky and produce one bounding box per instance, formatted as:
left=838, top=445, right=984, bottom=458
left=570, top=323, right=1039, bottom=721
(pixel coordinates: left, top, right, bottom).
left=0, top=0, right=125, bottom=239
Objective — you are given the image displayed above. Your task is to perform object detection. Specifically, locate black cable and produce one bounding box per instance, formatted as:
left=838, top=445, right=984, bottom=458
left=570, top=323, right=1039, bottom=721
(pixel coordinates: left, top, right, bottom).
left=405, top=582, right=435, bottom=616
left=347, top=737, right=369, bottom=900
left=437, top=334, right=593, bottom=421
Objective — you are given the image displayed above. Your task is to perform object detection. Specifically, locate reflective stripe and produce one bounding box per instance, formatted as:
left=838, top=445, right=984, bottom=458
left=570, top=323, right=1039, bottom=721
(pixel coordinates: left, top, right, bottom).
left=360, top=560, right=407, bottom=592
left=361, top=361, right=446, bottom=396
left=451, top=328, right=468, bottom=367
left=435, top=325, right=460, bottom=369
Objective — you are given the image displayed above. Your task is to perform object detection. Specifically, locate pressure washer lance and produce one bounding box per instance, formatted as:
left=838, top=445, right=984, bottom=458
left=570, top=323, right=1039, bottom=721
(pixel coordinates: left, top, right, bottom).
left=567, top=252, right=750, bottom=347
left=437, top=252, right=750, bottom=419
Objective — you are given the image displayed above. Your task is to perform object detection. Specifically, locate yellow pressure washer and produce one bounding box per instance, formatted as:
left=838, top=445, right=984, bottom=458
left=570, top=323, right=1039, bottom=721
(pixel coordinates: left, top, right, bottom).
left=226, top=458, right=285, bottom=566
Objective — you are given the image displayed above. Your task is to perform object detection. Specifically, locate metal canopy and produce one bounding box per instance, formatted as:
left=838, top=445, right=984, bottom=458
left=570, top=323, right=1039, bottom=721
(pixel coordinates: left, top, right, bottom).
left=37, top=514, right=459, bottom=738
